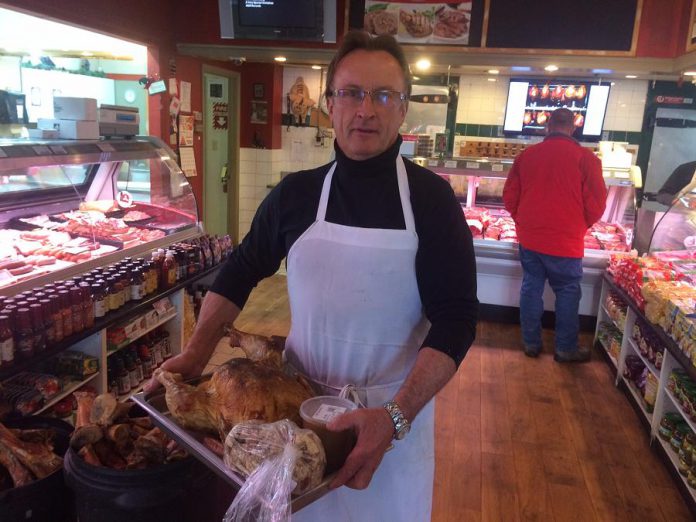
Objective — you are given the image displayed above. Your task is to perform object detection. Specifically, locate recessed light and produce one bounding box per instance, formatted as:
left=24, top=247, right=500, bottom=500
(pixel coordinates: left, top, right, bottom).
left=592, top=69, right=613, bottom=74
left=415, top=59, right=431, bottom=71
left=684, top=71, right=696, bottom=76
left=81, top=51, right=93, bottom=57
left=611, top=82, right=616, bottom=85
left=488, top=69, right=499, bottom=74
left=487, top=78, right=497, bottom=82
left=311, top=65, right=322, bottom=70
left=544, top=64, right=558, bottom=72
left=511, top=66, right=532, bottom=72
left=625, top=74, right=637, bottom=79
left=274, top=56, right=287, bottom=62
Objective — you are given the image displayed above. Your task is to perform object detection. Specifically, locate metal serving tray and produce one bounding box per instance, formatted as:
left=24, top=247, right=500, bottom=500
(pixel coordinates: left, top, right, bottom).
left=131, top=387, right=335, bottom=513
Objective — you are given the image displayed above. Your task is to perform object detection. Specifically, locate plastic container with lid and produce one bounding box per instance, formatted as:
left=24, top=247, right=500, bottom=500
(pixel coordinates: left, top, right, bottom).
left=300, top=395, right=358, bottom=473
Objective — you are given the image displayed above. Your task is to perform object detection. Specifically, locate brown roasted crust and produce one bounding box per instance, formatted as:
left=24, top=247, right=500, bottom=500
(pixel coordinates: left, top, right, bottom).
left=156, top=358, right=314, bottom=439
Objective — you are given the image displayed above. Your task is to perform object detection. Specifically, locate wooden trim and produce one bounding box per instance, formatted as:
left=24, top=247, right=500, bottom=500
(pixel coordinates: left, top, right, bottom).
left=687, top=0, right=696, bottom=52
left=480, top=0, right=491, bottom=48
left=630, top=0, right=644, bottom=56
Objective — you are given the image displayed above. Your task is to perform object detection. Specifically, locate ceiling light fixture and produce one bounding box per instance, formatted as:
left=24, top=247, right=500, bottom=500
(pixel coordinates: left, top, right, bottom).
left=544, top=64, right=558, bottom=72
left=488, top=69, right=499, bottom=74
left=625, top=74, right=637, bottom=79
left=415, top=59, right=431, bottom=71
left=511, top=66, right=532, bottom=72
left=684, top=71, right=696, bottom=76
left=487, top=78, right=497, bottom=82
left=274, top=56, right=287, bottom=62
left=311, top=65, right=321, bottom=70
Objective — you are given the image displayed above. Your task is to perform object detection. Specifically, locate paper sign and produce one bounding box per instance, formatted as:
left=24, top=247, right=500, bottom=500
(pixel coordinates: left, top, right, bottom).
left=180, top=81, right=191, bottom=112
left=169, top=96, right=180, bottom=117
left=466, top=162, right=480, bottom=169
left=179, top=147, right=197, bottom=177
left=169, top=78, right=178, bottom=96
left=492, top=164, right=504, bottom=172
left=444, top=160, right=457, bottom=169
left=179, top=115, right=194, bottom=146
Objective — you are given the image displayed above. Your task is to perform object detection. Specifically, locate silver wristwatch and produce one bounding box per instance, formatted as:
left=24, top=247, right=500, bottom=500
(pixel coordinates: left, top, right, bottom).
left=383, top=400, right=411, bottom=440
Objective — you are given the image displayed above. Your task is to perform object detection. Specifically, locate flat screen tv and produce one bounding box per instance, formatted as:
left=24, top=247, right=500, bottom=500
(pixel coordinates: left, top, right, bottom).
left=503, top=78, right=611, bottom=141
left=219, top=0, right=336, bottom=42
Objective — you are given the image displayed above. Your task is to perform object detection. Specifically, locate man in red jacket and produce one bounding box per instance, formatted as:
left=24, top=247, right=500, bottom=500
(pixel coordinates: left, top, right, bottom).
left=503, top=108, right=607, bottom=362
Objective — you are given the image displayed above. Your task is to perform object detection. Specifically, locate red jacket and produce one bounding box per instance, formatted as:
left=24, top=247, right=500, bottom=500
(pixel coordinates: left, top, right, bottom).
left=502, top=134, right=607, bottom=258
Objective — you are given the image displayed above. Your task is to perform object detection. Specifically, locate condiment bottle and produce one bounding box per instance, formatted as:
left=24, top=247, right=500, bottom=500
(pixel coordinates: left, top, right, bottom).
left=57, top=289, right=73, bottom=338
left=70, top=287, right=85, bottom=334
left=81, top=285, right=95, bottom=329
left=93, top=283, right=107, bottom=319
left=115, top=357, right=131, bottom=396
left=131, top=348, right=144, bottom=385
left=161, top=251, right=177, bottom=289
left=124, top=353, right=139, bottom=389
left=39, top=299, right=55, bottom=346
left=118, top=271, right=131, bottom=304
left=15, top=307, right=35, bottom=359
left=29, top=303, right=46, bottom=353
left=130, top=269, right=144, bottom=301
left=48, top=295, right=64, bottom=343
left=138, top=343, right=153, bottom=378
left=161, top=329, right=172, bottom=359
left=0, top=315, right=14, bottom=367
left=106, top=277, right=120, bottom=311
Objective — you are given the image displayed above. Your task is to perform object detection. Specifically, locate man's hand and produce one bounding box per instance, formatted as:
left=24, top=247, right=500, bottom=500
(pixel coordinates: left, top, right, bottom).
left=143, top=349, right=207, bottom=393
left=327, top=407, right=393, bottom=490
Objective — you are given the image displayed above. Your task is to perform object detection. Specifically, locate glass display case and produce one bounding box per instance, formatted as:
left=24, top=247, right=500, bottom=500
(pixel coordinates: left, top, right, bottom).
left=412, top=156, right=640, bottom=316
left=0, top=136, right=200, bottom=295
left=643, top=190, right=696, bottom=284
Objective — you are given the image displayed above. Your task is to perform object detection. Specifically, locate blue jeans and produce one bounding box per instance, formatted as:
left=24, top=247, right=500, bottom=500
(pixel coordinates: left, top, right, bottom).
left=519, top=245, right=583, bottom=353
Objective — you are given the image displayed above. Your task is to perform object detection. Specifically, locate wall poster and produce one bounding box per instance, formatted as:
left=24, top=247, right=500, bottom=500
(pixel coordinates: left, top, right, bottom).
left=363, top=1, right=482, bottom=46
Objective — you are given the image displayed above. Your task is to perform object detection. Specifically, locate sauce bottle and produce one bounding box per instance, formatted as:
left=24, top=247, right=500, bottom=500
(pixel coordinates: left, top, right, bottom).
left=161, top=251, right=177, bottom=289
left=15, top=308, right=35, bottom=359
left=0, top=314, right=14, bottom=367
left=70, top=286, right=84, bottom=334
left=39, top=299, right=55, bottom=346
left=29, top=303, right=46, bottom=353
left=81, top=285, right=95, bottom=329
left=93, top=283, right=107, bottom=319
left=48, top=295, right=64, bottom=343
left=130, top=269, right=144, bottom=301
left=57, top=289, right=73, bottom=338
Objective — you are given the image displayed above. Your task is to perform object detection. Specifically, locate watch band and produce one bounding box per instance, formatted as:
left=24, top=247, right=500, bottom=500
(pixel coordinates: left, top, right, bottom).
left=383, top=400, right=411, bottom=440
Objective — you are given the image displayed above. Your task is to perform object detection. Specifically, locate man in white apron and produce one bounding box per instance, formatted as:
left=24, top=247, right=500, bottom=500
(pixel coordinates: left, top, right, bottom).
left=148, top=31, right=478, bottom=521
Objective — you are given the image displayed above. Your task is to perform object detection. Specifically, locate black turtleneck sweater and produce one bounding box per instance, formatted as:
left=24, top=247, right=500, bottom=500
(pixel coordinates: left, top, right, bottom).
left=211, top=137, right=478, bottom=366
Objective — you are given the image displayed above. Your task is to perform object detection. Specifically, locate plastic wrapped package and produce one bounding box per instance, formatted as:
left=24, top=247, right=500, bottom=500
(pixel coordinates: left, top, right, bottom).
left=223, top=419, right=326, bottom=522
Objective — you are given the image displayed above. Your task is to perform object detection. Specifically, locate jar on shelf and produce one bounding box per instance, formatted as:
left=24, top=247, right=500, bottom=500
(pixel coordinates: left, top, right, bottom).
left=29, top=303, right=46, bottom=353
left=15, top=307, right=34, bottom=360
left=48, top=295, right=63, bottom=343
left=81, top=285, right=95, bottom=329
left=39, top=299, right=55, bottom=346
left=57, top=289, right=73, bottom=338
left=0, top=314, right=14, bottom=367
left=659, top=412, right=682, bottom=441
left=69, top=286, right=84, bottom=334
left=92, top=283, right=107, bottom=319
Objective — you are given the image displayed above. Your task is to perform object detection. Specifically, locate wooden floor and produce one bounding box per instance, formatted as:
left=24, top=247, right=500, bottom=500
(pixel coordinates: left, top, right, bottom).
left=227, top=275, right=693, bottom=522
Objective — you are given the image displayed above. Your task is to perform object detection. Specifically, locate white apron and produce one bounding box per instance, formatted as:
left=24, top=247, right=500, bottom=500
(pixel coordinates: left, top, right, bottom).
left=285, top=156, right=435, bottom=522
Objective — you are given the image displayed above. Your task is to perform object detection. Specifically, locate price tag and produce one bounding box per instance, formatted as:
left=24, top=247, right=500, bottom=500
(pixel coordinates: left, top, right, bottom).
left=492, top=164, right=504, bottom=172
left=466, top=162, right=480, bottom=169
left=312, top=403, right=348, bottom=422
left=97, top=143, right=115, bottom=152
left=116, top=190, right=134, bottom=208
left=0, top=148, right=6, bottom=158
left=32, top=146, right=52, bottom=155
left=444, top=160, right=457, bottom=169
left=153, top=297, right=173, bottom=315
left=50, top=145, right=67, bottom=154
left=427, top=160, right=438, bottom=167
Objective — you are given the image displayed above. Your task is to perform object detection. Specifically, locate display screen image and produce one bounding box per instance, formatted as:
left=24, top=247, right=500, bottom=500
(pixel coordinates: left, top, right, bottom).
left=503, top=79, right=610, bottom=141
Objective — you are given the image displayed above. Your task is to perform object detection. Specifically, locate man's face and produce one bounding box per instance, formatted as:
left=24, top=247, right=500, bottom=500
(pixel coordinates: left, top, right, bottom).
left=328, top=50, right=408, bottom=161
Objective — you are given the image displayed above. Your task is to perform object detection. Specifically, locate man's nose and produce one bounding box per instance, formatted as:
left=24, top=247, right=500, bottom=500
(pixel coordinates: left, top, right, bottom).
left=356, top=93, right=377, bottom=115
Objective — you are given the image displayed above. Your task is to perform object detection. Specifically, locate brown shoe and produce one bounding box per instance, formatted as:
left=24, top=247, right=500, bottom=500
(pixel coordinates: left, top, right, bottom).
left=554, top=347, right=591, bottom=363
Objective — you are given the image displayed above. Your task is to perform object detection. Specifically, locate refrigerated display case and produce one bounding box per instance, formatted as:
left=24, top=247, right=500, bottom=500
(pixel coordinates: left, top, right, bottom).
left=413, top=156, right=640, bottom=316
left=0, top=136, right=200, bottom=295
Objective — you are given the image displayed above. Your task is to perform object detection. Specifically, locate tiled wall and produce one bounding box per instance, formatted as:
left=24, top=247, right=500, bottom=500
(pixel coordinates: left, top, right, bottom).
left=455, top=76, right=649, bottom=141
left=237, top=126, right=334, bottom=239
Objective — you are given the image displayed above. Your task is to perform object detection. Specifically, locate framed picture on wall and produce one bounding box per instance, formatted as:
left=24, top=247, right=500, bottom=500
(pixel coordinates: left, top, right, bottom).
left=251, top=100, right=268, bottom=124
left=689, top=0, right=696, bottom=52
left=253, top=83, right=265, bottom=99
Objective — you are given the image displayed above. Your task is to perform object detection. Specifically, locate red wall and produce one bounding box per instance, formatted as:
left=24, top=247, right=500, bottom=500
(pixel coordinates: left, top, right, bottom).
left=636, top=0, right=692, bottom=58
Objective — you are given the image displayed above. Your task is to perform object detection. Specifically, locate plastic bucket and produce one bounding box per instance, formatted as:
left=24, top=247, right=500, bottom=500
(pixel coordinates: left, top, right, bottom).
left=0, top=416, right=74, bottom=522
left=63, top=447, right=228, bottom=522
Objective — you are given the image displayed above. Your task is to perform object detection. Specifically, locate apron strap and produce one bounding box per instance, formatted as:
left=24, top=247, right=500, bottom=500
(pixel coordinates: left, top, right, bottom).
left=315, top=162, right=337, bottom=222
left=396, top=155, right=416, bottom=234
left=317, top=156, right=416, bottom=232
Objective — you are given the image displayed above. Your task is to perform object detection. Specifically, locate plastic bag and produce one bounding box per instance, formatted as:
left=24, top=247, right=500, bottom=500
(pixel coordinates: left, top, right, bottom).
left=223, top=419, right=326, bottom=522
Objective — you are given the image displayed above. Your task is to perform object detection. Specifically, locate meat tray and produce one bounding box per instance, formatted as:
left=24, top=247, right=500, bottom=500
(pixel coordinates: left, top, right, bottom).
left=131, top=388, right=335, bottom=513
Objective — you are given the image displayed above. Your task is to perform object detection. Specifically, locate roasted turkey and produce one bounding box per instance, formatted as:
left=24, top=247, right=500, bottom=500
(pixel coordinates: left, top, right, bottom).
left=155, top=332, right=314, bottom=439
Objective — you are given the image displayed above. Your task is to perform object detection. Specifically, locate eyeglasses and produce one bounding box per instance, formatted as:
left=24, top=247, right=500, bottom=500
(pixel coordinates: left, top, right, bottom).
left=329, top=88, right=408, bottom=108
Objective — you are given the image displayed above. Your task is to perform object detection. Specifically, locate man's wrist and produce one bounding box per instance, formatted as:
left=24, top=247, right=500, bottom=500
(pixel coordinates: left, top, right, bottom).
left=383, top=400, right=411, bottom=440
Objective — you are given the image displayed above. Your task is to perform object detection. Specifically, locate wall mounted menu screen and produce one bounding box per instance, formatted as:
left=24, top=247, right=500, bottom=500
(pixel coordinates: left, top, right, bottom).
left=503, top=79, right=610, bottom=141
